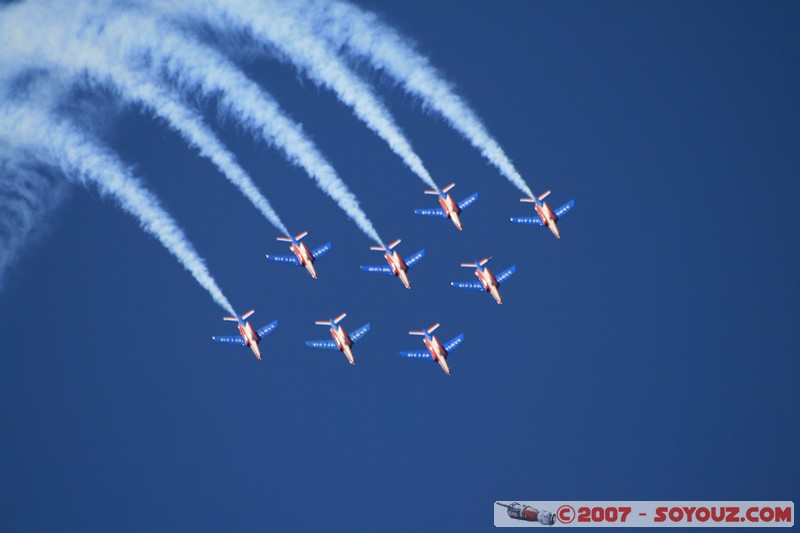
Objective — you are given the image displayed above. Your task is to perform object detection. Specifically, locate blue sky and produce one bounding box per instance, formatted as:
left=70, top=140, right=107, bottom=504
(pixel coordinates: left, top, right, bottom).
left=1, top=0, right=798, bottom=530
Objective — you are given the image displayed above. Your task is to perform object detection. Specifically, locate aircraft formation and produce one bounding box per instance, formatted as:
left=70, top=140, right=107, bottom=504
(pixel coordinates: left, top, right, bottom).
left=212, top=184, right=575, bottom=376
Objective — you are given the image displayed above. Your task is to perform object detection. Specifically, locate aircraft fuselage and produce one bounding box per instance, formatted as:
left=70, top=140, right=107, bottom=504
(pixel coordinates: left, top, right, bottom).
left=330, top=325, right=355, bottom=365
left=475, top=267, right=502, bottom=304
left=439, top=194, right=463, bottom=231
left=535, top=201, right=561, bottom=239
left=238, top=321, right=262, bottom=360
left=290, top=242, right=317, bottom=279
left=423, top=335, right=451, bottom=375
left=385, top=251, right=411, bottom=289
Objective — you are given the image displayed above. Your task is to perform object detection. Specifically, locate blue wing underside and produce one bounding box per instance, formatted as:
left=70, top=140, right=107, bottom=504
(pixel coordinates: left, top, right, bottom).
left=305, top=339, right=338, bottom=350
left=266, top=254, right=300, bottom=265
left=212, top=335, right=246, bottom=346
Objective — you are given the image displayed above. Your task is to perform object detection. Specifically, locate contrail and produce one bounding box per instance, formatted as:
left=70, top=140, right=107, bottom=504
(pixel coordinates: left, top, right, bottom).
left=0, top=147, right=69, bottom=287
left=0, top=101, right=236, bottom=315
left=0, top=1, right=291, bottom=238
left=87, top=6, right=384, bottom=246
left=302, top=0, right=536, bottom=199
left=159, top=0, right=440, bottom=191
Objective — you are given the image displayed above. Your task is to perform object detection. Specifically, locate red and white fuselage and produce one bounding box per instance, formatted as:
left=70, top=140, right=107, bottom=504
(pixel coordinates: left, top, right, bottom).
left=238, top=321, right=262, bottom=360
left=289, top=241, right=317, bottom=279
left=423, top=334, right=451, bottom=376
left=384, top=250, right=411, bottom=289
left=329, top=325, right=355, bottom=365
left=439, top=193, right=463, bottom=231
left=535, top=201, right=561, bottom=239
left=474, top=267, right=503, bottom=304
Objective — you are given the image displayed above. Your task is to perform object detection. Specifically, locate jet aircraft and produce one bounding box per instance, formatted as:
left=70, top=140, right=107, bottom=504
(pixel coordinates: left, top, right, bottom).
left=266, top=231, right=332, bottom=279
left=360, top=239, right=425, bottom=289
left=399, top=323, right=464, bottom=376
left=413, top=182, right=478, bottom=231
left=451, top=257, right=516, bottom=304
left=212, top=310, right=278, bottom=360
left=510, top=190, right=574, bottom=239
left=305, top=313, right=371, bottom=365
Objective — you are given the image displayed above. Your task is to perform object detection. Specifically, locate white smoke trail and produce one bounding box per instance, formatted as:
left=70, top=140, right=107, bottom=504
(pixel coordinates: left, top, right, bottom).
left=302, top=0, right=536, bottom=199
left=85, top=6, right=384, bottom=246
left=0, top=1, right=291, bottom=238
left=159, top=0, right=439, bottom=191
left=0, top=148, right=69, bottom=287
left=0, top=101, right=236, bottom=315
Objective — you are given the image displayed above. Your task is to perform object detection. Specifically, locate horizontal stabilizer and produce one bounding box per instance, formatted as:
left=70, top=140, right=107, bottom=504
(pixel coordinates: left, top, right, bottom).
left=554, top=200, right=575, bottom=219
left=405, top=249, right=425, bottom=268
left=257, top=320, right=278, bottom=338
left=442, top=182, right=456, bottom=193
left=457, top=193, right=478, bottom=211
left=241, top=310, right=255, bottom=320
left=212, top=335, right=247, bottom=346
left=334, top=312, right=347, bottom=324
left=510, top=216, right=544, bottom=226
left=414, top=207, right=447, bottom=217
left=276, top=236, right=293, bottom=242
left=424, top=189, right=440, bottom=195
left=315, top=320, right=332, bottom=326
left=427, top=323, right=441, bottom=335
left=444, top=334, right=465, bottom=353
left=360, top=264, right=394, bottom=275
left=400, top=350, right=432, bottom=360
left=306, top=339, right=339, bottom=350
left=479, top=257, right=491, bottom=266
left=451, top=280, right=484, bottom=292
left=266, top=254, right=300, bottom=265
left=350, top=323, right=370, bottom=343
left=460, top=262, right=477, bottom=268
left=387, top=238, right=402, bottom=250
left=294, top=231, right=308, bottom=241
left=538, top=190, right=551, bottom=201
left=496, top=266, right=516, bottom=285
left=520, top=197, right=537, bottom=203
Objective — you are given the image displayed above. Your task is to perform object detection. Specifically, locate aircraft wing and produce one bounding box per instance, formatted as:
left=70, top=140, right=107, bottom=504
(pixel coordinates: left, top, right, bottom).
left=457, top=193, right=478, bottom=211
left=312, top=242, right=332, bottom=259
left=350, top=323, right=371, bottom=344
left=305, top=339, right=339, bottom=350
left=554, top=200, right=575, bottom=219
left=257, top=320, right=278, bottom=338
left=451, top=280, right=485, bottom=291
left=399, top=350, right=433, bottom=360
left=360, top=265, right=394, bottom=275
left=496, top=266, right=516, bottom=285
left=444, top=334, right=465, bottom=353
left=414, top=208, right=446, bottom=217
left=405, top=249, right=425, bottom=268
left=510, top=216, right=544, bottom=226
left=212, top=335, right=246, bottom=346
left=266, top=254, right=300, bottom=265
